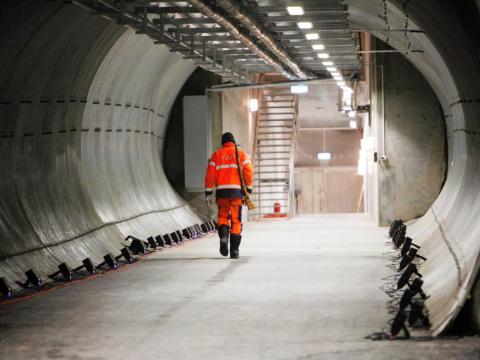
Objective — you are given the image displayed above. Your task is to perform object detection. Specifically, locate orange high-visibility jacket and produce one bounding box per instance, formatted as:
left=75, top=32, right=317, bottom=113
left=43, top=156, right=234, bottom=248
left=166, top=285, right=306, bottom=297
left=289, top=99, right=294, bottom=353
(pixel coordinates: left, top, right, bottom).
left=205, top=142, right=253, bottom=199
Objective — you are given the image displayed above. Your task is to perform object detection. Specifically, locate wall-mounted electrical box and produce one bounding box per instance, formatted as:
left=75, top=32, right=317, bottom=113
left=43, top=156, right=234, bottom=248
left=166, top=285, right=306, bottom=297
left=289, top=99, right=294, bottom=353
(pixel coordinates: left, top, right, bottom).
left=183, top=95, right=212, bottom=192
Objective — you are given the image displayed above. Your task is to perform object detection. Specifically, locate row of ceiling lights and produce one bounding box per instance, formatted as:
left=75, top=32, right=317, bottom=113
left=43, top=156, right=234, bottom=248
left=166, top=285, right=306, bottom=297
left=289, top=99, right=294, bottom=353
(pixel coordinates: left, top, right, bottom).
left=285, top=6, right=347, bottom=89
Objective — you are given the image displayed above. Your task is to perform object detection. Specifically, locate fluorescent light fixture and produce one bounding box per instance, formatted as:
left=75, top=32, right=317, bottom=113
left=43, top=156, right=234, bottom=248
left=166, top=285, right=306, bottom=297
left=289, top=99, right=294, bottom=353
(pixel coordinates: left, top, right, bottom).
left=326, top=67, right=337, bottom=72
left=305, top=33, right=319, bottom=40
left=348, top=111, right=356, bottom=118
left=317, top=152, right=331, bottom=160
left=336, top=81, right=346, bottom=86
left=287, top=6, right=304, bottom=15
left=331, top=72, right=341, bottom=77
left=249, top=99, right=258, bottom=112
left=322, top=61, right=333, bottom=66
left=317, top=53, right=330, bottom=59
left=349, top=120, right=357, bottom=128
left=333, top=76, right=343, bottom=81
left=341, top=86, right=353, bottom=94
left=297, top=22, right=313, bottom=29
left=290, top=84, right=309, bottom=94
left=311, top=44, right=325, bottom=50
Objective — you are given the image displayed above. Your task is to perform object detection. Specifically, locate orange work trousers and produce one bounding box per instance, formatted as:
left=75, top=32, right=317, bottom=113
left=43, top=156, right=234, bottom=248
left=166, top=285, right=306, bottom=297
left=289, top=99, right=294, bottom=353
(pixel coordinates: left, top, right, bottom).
left=217, top=198, right=243, bottom=235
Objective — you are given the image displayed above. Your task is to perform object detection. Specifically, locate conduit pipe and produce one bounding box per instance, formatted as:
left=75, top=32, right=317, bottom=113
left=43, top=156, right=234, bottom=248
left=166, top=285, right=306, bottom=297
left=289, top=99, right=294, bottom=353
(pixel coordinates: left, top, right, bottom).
left=211, top=0, right=311, bottom=80
left=186, top=0, right=298, bottom=80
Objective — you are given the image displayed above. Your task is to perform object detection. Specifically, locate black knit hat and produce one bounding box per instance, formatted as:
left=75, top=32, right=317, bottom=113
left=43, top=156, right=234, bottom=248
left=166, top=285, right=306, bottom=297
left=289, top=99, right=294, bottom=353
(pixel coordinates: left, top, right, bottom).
left=221, top=132, right=236, bottom=145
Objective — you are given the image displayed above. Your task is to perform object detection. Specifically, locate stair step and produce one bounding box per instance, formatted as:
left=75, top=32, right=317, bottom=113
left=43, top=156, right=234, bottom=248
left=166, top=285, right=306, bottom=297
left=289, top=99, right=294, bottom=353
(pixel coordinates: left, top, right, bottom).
left=261, top=106, right=294, bottom=109
left=256, top=151, right=291, bottom=154
left=258, top=126, right=292, bottom=129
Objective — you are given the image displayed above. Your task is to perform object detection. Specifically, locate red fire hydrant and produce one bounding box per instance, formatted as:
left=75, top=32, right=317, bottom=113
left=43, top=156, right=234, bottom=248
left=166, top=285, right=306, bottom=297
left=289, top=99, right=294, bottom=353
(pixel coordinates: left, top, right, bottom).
left=274, top=202, right=281, bottom=214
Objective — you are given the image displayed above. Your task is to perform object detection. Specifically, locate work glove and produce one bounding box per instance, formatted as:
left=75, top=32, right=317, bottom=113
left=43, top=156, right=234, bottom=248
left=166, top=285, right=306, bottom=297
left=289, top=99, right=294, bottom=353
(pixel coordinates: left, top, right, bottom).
left=246, top=188, right=253, bottom=194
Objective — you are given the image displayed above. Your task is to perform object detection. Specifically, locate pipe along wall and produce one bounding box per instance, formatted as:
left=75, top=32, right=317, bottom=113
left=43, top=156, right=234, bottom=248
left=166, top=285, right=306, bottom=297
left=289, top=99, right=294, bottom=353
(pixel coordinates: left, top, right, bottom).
left=0, top=2, right=203, bottom=287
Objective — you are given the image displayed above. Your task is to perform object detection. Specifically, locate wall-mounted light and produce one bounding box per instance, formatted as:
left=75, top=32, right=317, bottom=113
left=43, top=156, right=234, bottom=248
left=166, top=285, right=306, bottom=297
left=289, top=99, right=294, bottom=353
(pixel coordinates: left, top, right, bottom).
left=305, top=33, right=319, bottom=40
left=249, top=98, right=259, bottom=112
left=317, top=152, right=331, bottom=160
left=290, top=84, right=309, bottom=94
left=287, top=6, right=304, bottom=15
left=297, top=22, right=313, bottom=29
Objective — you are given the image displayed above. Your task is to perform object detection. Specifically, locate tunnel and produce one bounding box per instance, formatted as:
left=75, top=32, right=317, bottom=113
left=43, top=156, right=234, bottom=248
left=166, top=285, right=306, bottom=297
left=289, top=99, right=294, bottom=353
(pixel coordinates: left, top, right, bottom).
left=0, top=0, right=479, bottom=358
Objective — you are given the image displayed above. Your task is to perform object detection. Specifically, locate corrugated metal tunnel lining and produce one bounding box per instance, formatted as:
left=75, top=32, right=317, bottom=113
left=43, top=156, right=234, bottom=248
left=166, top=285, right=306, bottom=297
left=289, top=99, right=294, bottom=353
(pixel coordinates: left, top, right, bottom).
left=0, top=1, right=201, bottom=283
left=0, top=0, right=479, bottom=341
left=345, top=0, right=480, bottom=335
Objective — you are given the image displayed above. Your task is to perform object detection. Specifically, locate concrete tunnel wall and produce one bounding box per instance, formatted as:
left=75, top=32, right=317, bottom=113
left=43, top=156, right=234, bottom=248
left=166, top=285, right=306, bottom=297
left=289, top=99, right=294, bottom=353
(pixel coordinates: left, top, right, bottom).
left=0, top=2, right=201, bottom=284
left=348, top=0, right=480, bottom=334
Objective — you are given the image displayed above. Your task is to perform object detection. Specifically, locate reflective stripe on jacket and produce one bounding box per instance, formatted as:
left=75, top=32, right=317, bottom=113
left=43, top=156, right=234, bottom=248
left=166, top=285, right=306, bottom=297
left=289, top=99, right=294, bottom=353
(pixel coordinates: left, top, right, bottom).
left=205, top=142, right=253, bottom=199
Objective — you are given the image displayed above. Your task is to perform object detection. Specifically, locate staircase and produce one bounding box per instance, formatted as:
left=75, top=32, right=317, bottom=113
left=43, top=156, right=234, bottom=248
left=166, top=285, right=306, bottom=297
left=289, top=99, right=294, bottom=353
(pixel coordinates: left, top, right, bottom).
left=250, top=87, right=297, bottom=219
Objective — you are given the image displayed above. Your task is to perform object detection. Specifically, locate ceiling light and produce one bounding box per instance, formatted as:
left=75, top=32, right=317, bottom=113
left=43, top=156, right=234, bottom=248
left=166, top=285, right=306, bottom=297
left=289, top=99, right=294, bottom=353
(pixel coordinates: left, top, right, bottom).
left=349, top=120, right=357, bottom=128
left=249, top=99, right=258, bottom=112
left=331, top=72, right=341, bottom=77
left=305, top=33, right=319, bottom=40
left=297, top=22, right=313, bottom=29
left=348, top=111, right=356, bottom=118
left=311, top=44, right=325, bottom=50
left=317, top=152, right=331, bottom=160
left=326, top=67, right=337, bottom=72
left=287, top=6, right=304, bottom=15
left=333, top=76, right=343, bottom=81
left=317, top=53, right=330, bottom=59
left=336, top=81, right=346, bottom=86
left=322, top=61, right=333, bottom=66
left=291, top=84, right=309, bottom=94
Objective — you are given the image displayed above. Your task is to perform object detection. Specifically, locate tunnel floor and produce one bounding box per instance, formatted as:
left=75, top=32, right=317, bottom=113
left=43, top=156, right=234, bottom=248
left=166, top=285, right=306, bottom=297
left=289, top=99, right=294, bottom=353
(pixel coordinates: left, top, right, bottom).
left=0, top=214, right=479, bottom=359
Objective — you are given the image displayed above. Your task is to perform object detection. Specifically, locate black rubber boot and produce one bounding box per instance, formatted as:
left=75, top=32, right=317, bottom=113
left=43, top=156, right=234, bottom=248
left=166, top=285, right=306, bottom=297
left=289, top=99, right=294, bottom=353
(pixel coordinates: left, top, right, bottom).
left=229, top=234, right=242, bottom=259
left=218, top=225, right=229, bottom=257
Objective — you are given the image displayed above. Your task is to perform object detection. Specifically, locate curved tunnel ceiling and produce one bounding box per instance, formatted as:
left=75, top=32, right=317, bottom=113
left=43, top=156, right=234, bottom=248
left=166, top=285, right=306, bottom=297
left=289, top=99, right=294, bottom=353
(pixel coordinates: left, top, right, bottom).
left=0, top=0, right=479, bottom=337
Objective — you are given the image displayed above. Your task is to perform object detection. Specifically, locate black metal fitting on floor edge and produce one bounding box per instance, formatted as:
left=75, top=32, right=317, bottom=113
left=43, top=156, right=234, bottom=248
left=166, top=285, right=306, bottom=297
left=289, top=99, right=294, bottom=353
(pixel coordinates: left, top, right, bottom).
left=146, top=236, right=157, bottom=250
left=169, top=232, right=179, bottom=244
left=397, top=263, right=422, bottom=290
left=398, top=248, right=427, bottom=271
left=16, top=269, right=43, bottom=289
left=73, top=258, right=96, bottom=275
left=96, top=254, right=117, bottom=270
left=401, top=237, right=420, bottom=257
left=48, top=263, right=72, bottom=282
left=155, top=234, right=165, bottom=247
left=163, top=234, right=172, bottom=246
left=115, top=247, right=135, bottom=264
left=374, top=219, right=432, bottom=340
left=0, top=277, right=13, bottom=298
left=126, top=235, right=148, bottom=254
left=182, top=228, right=191, bottom=240
left=390, top=309, right=410, bottom=338
left=389, top=219, right=404, bottom=238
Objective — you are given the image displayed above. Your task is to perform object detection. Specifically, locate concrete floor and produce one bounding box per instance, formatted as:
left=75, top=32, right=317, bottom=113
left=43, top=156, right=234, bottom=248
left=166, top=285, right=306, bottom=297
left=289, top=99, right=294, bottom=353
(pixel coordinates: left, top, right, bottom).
left=0, top=214, right=478, bottom=360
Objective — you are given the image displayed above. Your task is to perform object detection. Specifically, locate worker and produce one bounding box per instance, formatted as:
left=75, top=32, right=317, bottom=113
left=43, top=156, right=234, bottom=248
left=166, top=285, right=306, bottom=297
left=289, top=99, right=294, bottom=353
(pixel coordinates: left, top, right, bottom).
left=205, top=132, right=253, bottom=259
